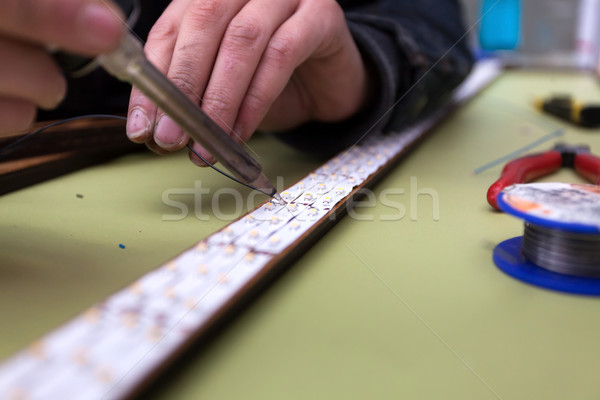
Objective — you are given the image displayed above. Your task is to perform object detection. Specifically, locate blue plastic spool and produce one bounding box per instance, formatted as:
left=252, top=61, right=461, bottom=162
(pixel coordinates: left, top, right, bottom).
left=493, top=183, right=600, bottom=296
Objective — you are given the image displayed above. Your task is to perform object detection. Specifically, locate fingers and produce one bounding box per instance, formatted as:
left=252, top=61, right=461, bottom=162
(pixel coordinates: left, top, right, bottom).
left=0, top=98, right=37, bottom=137
left=127, top=0, right=187, bottom=145
left=127, top=0, right=359, bottom=166
left=152, top=0, right=248, bottom=151
left=235, top=0, right=343, bottom=135
left=256, top=0, right=367, bottom=130
left=133, top=0, right=256, bottom=153
left=127, top=0, right=238, bottom=151
left=0, top=37, right=67, bottom=110
left=0, top=36, right=66, bottom=135
left=0, top=0, right=125, bottom=136
left=128, top=0, right=299, bottom=156
left=0, top=0, right=124, bottom=55
left=199, top=0, right=298, bottom=145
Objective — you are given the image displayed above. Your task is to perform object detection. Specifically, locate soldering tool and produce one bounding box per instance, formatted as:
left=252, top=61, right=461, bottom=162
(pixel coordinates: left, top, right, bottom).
left=55, top=0, right=282, bottom=202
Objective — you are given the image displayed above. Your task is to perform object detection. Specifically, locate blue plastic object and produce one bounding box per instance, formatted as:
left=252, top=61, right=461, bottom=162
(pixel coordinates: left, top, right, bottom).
left=497, top=192, right=600, bottom=234
left=479, top=0, right=521, bottom=50
left=493, top=237, right=600, bottom=296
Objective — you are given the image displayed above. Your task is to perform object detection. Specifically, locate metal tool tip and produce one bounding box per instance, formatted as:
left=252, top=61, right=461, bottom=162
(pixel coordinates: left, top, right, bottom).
left=271, top=193, right=287, bottom=205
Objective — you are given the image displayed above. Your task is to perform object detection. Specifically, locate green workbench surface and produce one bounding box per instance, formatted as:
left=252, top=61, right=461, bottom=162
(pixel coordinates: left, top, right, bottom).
left=1, top=70, right=600, bottom=399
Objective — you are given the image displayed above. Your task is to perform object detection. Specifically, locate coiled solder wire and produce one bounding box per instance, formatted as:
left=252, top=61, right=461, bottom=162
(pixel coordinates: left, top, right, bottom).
left=523, top=223, right=600, bottom=277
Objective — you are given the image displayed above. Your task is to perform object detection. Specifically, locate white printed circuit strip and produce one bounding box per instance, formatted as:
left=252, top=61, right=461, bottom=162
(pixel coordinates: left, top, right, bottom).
left=0, top=61, right=501, bottom=400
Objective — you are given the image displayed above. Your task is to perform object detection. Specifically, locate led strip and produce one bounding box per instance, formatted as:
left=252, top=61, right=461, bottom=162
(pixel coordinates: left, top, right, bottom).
left=0, top=61, right=500, bottom=400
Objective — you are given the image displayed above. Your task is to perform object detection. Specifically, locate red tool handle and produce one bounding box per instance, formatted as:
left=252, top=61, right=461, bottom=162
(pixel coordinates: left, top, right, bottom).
left=574, top=153, right=600, bottom=184
left=487, top=150, right=563, bottom=210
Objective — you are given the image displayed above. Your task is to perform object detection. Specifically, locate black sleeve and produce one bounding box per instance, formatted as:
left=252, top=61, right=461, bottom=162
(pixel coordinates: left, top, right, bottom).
left=274, top=0, right=474, bottom=156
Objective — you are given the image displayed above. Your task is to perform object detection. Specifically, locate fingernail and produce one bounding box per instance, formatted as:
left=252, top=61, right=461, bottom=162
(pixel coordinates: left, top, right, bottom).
left=127, top=108, right=151, bottom=141
left=189, top=154, right=207, bottom=167
left=188, top=149, right=210, bottom=167
left=155, top=116, right=186, bottom=150
left=43, top=76, right=67, bottom=109
left=79, top=2, right=124, bottom=52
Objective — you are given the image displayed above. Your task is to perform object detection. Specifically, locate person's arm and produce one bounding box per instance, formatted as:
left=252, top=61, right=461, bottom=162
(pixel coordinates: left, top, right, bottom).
left=276, top=0, right=475, bottom=155
left=0, top=0, right=124, bottom=136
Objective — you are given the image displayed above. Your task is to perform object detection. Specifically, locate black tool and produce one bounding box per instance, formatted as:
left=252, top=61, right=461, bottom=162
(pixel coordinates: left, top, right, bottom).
left=536, top=95, right=600, bottom=128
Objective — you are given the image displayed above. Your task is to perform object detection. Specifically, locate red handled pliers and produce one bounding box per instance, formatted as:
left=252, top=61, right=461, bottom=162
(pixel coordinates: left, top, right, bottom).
left=487, top=143, right=600, bottom=210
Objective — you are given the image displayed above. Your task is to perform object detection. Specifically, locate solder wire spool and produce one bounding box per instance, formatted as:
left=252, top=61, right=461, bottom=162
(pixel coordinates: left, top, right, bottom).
left=493, top=182, right=600, bottom=295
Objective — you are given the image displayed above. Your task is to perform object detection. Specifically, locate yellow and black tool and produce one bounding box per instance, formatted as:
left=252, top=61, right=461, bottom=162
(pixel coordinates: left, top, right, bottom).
left=535, top=95, right=600, bottom=128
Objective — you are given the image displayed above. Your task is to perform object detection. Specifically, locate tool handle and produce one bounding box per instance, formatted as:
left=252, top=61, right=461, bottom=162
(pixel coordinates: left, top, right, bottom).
left=575, top=153, right=600, bottom=184
left=487, top=150, right=562, bottom=210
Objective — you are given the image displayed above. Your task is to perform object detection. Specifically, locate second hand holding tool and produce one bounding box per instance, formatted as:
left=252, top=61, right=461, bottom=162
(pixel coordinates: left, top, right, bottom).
left=97, top=30, right=283, bottom=203
left=55, top=0, right=283, bottom=202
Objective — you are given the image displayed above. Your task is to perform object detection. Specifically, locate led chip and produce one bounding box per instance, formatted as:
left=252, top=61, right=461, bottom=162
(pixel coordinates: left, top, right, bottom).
left=185, top=297, right=198, bottom=310
left=218, top=273, right=229, bottom=283
left=122, top=310, right=138, bottom=328
left=96, top=365, right=114, bottom=383
left=148, top=325, right=163, bottom=342
left=225, top=244, right=236, bottom=255
left=196, top=242, right=209, bottom=252
left=28, top=341, right=46, bottom=360
left=73, top=348, right=90, bottom=366
left=166, top=261, right=177, bottom=271
left=129, top=282, right=143, bottom=295
left=197, top=264, right=208, bottom=275
left=164, top=287, right=176, bottom=300
left=83, top=307, right=101, bottom=324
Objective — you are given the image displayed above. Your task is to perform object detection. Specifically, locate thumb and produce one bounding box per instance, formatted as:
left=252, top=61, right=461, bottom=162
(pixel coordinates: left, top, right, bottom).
left=0, top=0, right=125, bottom=55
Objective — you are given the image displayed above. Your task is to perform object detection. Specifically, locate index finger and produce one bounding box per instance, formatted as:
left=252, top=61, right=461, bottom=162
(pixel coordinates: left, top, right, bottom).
left=0, top=0, right=125, bottom=55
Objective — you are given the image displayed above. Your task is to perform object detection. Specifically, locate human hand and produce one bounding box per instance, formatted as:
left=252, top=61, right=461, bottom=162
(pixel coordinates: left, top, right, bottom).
left=126, top=0, right=370, bottom=164
left=0, top=0, right=124, bottom=137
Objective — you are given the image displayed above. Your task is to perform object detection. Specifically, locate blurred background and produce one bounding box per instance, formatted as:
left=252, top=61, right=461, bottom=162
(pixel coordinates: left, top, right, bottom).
left=460, top=0, right=599, bottom=72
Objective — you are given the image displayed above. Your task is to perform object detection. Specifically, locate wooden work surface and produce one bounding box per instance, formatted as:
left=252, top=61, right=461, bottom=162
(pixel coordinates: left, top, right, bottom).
left=1, top=70, right=599, bottom=399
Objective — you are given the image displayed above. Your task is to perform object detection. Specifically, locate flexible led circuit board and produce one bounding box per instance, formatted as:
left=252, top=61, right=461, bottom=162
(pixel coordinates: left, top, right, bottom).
left=0, top=61, right=500, bottom=400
